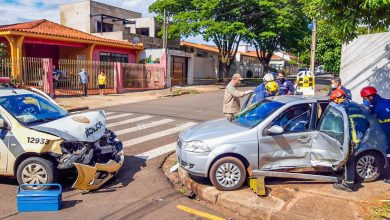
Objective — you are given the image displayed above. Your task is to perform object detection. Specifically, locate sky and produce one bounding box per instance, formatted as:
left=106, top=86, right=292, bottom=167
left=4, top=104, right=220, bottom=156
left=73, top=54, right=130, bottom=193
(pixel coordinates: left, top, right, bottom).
left=0, top=0, right=207, bottom=44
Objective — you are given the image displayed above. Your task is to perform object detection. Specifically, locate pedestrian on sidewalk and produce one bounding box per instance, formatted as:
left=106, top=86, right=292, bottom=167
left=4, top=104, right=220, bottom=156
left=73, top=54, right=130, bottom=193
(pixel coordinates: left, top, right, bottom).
left=98, top=70, right=107, bottom=96
left=78, top=68, right=88, bottom=96
left=223, top=73, right=252, bottom=121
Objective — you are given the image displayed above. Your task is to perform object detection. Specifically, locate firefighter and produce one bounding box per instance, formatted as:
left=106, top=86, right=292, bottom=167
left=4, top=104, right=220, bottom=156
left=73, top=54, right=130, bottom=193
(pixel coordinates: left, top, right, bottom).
left=360, top=86, right=390, bottom=183
left=330, top=89, right=368, bottom=192
left=252, top=81, right=279, bottom=103
left=252, top=73, right=275, bottom=103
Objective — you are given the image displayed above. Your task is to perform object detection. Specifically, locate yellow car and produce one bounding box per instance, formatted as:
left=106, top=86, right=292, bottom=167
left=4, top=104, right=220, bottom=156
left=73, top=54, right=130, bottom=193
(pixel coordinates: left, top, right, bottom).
left=0, top=87, right=123, bottom=190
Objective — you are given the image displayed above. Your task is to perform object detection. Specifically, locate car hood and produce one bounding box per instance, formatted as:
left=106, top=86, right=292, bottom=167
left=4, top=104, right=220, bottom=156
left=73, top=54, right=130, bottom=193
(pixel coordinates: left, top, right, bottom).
left=32, top=111, right=106, bottom=142
left=180, top=118, right=249, bottom=142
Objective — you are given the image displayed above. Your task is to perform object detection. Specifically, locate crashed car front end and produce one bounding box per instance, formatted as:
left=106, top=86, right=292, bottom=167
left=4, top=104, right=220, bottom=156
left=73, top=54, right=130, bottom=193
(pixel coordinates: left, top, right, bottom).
left=55, top=129, right=124, bottom=190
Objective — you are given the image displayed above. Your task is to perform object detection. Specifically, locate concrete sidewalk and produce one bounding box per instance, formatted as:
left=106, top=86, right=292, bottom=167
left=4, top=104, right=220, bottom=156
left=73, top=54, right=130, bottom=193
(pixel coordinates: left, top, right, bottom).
left=163, top=153, right=390, bottom=220
left=55, top=85, right=224, bottom=110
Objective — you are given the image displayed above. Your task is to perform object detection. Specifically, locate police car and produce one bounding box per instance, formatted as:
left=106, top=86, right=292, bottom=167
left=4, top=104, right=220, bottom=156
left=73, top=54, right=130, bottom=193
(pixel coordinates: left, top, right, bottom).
left=0, top=78, right=123, bottom=190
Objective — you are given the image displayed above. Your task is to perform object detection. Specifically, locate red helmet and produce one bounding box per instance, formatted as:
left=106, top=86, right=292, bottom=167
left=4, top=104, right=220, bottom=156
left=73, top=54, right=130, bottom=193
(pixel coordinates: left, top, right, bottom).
left=360, top=86, right=377, bottom=97
left=329, top=89, right=346, bottom=101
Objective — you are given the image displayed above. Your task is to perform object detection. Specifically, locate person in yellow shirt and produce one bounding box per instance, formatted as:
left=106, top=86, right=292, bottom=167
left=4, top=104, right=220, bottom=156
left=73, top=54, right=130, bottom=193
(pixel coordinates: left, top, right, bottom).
left=98, top=70, right=107, bottom=96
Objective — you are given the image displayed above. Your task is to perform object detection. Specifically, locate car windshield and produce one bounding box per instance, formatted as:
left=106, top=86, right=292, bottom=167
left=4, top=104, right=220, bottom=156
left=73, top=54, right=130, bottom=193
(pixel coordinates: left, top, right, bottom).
left=233, top=100, right=284, bottom=127
left=0, top=94, right=69, bottom=125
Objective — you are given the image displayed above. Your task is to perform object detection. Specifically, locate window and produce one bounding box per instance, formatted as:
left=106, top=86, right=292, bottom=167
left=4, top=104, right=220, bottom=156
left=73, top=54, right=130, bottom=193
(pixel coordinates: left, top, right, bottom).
left=318, top=106, right=344, bottom=145
left=271, top=104, right=312, bottom=133
left=97, top=21, right=113, bottom=32
left=233, top=100, right=284, bottom=128
left=136, top=28, right=150, bottom=36
left=99, top=52, right=129, bottom=63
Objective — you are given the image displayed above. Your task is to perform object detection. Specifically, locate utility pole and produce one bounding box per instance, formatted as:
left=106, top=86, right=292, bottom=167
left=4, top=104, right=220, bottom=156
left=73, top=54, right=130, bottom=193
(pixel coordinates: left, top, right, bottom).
left=310, top=18, right=317, bottom=73
left=163, top=9, right=172, bottom=91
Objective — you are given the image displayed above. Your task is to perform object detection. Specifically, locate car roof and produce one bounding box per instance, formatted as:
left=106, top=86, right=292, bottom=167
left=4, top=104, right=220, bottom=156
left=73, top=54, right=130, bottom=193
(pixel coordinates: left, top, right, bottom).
left=0, top=88, right=35, bottom=97
left=265, top=95, right=329, bottom=104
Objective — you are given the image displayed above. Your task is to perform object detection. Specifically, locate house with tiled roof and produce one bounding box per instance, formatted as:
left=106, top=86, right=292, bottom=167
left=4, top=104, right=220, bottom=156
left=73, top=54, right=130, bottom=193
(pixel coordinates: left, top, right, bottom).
left=0, top=19, right=143, bottom=77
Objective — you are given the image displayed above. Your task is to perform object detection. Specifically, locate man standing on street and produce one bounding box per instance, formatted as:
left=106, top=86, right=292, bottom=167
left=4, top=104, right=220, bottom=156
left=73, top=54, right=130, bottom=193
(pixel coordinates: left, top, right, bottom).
left=79, top=68, right=88, bottom=96
left=223, top=73, right=252, bottom=121
left=328, top=77, right=352, bottom=100
left=360, top=86, right=390, bottom=183
left=275, top=72, right=294, bottom=95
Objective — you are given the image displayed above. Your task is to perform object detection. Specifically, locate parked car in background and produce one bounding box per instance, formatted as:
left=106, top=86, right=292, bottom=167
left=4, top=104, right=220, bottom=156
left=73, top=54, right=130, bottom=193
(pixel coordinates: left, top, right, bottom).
left=315, top=65, right=325, bottom=75
left=176, top=95, right=388, bottom=191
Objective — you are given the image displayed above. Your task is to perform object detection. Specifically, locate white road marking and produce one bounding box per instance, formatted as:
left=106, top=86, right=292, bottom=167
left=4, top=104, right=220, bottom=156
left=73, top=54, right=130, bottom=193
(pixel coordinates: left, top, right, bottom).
left=115, top=119, right=175, bottom=136
left=104, top=112, right=116, bottom=116
left=107, top=115, right=153, bottom=128
left=123, top=122, right=197, bottom=147
left=135, top=142, right=177, bottom=160
left=106, top=113, right=134, bottom=120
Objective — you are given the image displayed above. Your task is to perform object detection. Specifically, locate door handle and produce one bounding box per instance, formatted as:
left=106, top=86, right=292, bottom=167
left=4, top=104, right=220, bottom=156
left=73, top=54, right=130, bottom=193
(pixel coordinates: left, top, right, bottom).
left=297, top=136, right=311, bottom=143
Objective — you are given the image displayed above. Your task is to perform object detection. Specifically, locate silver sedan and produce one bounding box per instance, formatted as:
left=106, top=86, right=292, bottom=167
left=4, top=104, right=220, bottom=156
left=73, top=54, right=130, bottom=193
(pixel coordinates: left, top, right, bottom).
left=177, top=95, right=389, bottom=190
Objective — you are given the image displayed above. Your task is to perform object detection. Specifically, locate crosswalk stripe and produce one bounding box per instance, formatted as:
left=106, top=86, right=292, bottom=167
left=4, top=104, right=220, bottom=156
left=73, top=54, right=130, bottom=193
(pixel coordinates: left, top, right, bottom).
left=105, top=112, right=116, bottom=116
left=135, top=142, right=177, bottom=160
left=123, top=122, right=197, bottom=147
left=107, top=115, right=153, bottom=128
left=115, top=119, right=175, bottom=136
left=106, top=113, right=133, bottom=120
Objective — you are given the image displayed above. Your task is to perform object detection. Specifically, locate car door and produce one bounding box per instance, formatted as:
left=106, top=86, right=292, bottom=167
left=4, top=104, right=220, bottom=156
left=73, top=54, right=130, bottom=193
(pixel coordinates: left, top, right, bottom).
left=0, top=113, right=9, bottom=173
left=311, top=102, right=349, bottom=168
left=258, top=102, right=316, bottom=170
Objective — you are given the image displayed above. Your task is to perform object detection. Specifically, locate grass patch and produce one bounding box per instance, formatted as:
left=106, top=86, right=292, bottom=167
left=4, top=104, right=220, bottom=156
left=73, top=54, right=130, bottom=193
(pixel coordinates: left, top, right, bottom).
left=176, top=188, right=187, bottom=194
left=172, top=88, right=200, bottom=95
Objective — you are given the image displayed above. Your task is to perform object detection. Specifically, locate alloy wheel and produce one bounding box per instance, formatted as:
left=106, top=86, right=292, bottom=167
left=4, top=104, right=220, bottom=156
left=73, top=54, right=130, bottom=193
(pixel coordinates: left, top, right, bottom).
left=215, top=162, right=242, bottom=188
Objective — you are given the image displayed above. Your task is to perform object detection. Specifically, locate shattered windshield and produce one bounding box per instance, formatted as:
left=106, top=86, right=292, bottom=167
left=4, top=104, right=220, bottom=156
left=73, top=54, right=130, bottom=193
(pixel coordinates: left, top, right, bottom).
left=233, top=100, right=284, bottom=128
left=0, top=94, right=69, bottom=125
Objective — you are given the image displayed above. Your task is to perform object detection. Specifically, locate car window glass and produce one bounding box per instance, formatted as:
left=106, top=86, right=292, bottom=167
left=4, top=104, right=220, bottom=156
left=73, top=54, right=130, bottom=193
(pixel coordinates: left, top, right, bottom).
left=318, top=106, right=344, bottom=144
left=234, top=100, right=284, bottom=128
left=271, top=104, right=312, bottom=133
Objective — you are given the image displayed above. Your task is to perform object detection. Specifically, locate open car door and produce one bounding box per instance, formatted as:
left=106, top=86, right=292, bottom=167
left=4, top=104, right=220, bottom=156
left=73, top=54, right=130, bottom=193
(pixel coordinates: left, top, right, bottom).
left=241, top=91, right=254, bottom=111
left=310, top=102, right=350, bottom=168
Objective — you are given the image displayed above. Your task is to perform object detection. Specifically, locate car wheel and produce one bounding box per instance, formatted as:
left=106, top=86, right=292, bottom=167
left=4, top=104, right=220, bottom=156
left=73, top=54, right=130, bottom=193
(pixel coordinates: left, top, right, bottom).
left=210, top=157, right=246, bottom=191
left=355, top=152, right=383, bottom=182
left=16, top=157, right=57, bottom=188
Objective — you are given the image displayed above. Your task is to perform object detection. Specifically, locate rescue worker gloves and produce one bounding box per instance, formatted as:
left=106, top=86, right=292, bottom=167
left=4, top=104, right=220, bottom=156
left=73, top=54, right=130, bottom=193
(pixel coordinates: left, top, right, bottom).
left=266, top=81, right=279, bottom=93
left=330, top=89, right=346, bottom=104
left=360, top=86, right=377, bottom=98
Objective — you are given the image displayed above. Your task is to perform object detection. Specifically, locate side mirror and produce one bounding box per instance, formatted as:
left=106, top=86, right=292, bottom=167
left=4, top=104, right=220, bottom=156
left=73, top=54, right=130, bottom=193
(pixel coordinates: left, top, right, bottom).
left=268, top=125, right=284, bottom=135
left=0, top=119, right=10, bottom=130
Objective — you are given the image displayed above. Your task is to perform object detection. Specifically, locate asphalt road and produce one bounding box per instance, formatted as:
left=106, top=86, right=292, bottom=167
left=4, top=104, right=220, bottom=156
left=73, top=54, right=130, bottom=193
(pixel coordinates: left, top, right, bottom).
left=0, top=87, right=246, bottom=220
left=0, top=80, right=331, bottom=219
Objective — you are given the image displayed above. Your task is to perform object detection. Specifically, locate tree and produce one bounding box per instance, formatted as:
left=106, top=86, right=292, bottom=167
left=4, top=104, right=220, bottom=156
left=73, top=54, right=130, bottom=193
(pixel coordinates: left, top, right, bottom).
left=247, top=0, right=310, bottom=72
left=150, top=0, right=254, bottom=81
left=0, top=43, right=7, bottom=59
left=299, top=0, right=390, bottom=42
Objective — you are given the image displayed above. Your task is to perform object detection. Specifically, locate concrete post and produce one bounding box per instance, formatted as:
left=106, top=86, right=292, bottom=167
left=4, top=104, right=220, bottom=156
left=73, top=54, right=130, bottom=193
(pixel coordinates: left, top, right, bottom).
left=43, top=58, right=54, bottom=97
left=114, top=62, right=124, bottom=94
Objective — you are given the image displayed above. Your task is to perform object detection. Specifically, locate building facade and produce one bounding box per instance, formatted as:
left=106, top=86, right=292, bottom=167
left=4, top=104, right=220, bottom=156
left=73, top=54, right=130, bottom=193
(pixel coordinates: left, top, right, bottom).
left=60, top=0, right=179, bottom=49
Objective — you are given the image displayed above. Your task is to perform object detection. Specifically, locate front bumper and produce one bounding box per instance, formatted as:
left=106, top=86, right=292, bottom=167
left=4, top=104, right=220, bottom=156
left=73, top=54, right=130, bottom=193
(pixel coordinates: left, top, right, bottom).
left=176, top=144, right=212, bottom=177
left=72, top=149, right=124, bottom=190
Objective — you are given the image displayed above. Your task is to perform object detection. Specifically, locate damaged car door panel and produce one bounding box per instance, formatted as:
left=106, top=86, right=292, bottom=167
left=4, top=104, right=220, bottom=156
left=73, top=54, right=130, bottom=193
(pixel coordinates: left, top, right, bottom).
left=177, top=96, right=389, bottom=191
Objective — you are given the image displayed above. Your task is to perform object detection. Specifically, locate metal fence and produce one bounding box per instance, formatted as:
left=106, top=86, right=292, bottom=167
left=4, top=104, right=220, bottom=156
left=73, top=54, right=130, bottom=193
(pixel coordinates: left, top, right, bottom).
left=229, top=62, right=264, bottom=79
left=57, top=59, right=115, bottom=95
left=0, top=58, right=12, bottom=78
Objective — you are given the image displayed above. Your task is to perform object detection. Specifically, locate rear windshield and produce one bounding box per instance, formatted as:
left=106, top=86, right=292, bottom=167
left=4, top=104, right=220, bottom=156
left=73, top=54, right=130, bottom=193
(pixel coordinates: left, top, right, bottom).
left=233, top=100, right=284, bottom=128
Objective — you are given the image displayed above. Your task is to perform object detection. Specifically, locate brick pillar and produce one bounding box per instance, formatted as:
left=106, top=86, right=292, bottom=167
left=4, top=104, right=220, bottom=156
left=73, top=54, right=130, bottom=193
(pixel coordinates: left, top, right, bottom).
left=43, top=58, right=54, bottom=97
left=114, top=62, right=124, bottom=94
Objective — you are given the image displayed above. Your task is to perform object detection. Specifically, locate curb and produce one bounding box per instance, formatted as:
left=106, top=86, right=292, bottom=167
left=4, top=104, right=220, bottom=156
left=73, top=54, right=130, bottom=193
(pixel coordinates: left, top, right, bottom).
left=162, top=153, right=382, bottom=220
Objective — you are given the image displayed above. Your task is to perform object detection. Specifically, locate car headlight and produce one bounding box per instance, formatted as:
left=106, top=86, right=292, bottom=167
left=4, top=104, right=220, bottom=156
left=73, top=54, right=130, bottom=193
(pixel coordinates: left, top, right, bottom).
left=184, top=141, right=210, bottom=153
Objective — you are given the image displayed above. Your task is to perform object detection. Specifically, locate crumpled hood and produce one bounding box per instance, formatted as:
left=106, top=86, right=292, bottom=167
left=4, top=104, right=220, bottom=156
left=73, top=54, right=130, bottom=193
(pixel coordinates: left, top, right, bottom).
left=32, top=111, right=106, bottom=142
left=180, top=118, right=249, bottom=142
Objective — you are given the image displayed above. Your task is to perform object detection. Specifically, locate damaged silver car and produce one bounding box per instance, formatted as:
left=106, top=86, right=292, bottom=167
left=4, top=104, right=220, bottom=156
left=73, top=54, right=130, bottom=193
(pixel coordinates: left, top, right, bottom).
left=177, top=95, right=389, bottom=190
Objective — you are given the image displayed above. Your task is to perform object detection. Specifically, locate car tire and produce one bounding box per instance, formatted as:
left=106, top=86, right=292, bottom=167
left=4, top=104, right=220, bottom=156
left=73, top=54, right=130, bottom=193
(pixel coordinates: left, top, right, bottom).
left=16, top=157, right=57, bottom=187
left=209, top=157, right=246, bottom=191
left=355, top=152, right=383, bottom=183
